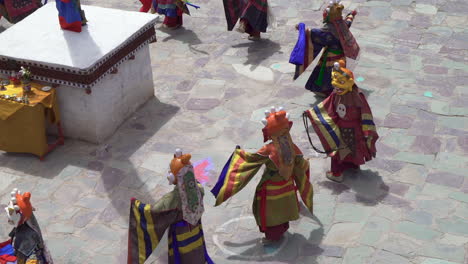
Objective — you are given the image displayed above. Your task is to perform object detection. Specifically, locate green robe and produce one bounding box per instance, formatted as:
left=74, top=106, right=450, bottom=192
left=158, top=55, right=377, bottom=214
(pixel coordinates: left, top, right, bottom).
left=128, top=185, right=212, bottom=264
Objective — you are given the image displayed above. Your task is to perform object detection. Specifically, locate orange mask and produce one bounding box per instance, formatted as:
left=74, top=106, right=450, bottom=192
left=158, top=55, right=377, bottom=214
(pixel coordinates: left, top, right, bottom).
left=168, top=150, right=192, bottom=185
left=261, top=107, right=292, bottom=142
left=5, top=189, right=33, bottom=227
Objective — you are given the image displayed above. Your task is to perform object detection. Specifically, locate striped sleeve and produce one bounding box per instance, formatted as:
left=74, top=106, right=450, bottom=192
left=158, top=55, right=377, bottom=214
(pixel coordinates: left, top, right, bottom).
left=293, top=156, right=313, bottom=213
left=305, top=95, right=343, bottom=154
left=128, top=198, right=179, bottom=264
left=359, top=93, right=379, bottom=156
left=211, top=149, right=268, bottom=206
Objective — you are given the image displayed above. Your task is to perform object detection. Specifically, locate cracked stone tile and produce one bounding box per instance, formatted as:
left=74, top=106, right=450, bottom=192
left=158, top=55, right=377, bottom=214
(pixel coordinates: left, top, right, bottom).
left=334, top=203, right=373, bottom=222
left=405, top=210, right=433, bottom=226
left=418, top=199, right=456, bottom=218
left=380, top=235, right=421, bottom=257
left=395, top=221, right=441, bottom=241
left=393, top=152, right=434, bottom=166
left=426, top=171, right=464, bottom=188
left=419, top=243, right=465, bottom=263
left=438, top=233, right=468, bottom=246
left=342, top=245, right=374, bottom=264
left=421, top=183, right=457, bottom=199
left=323, top=223, right=364, bottom=246
left=420, top=258, right=459, bottom=264
left=370, top=249, right=411, bottom=264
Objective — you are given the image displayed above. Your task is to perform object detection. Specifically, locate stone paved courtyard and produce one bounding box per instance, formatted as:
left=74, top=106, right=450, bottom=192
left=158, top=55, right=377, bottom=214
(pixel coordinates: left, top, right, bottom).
left=1, top=0, right=468, bottom=263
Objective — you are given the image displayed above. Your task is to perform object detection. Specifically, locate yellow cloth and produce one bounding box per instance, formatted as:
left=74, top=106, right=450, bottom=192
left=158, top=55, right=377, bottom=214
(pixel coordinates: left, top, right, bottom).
left=0, top=81, right=61, bottom=157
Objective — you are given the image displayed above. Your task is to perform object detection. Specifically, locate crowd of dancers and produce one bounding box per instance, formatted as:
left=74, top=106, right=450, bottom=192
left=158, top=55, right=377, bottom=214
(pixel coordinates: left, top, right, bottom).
left=1, top=1, right=380, bottom=264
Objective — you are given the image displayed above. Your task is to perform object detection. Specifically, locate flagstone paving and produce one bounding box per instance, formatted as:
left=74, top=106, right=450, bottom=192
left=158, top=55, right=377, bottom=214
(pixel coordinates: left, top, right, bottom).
left=1, top=0, right=467, bottom=263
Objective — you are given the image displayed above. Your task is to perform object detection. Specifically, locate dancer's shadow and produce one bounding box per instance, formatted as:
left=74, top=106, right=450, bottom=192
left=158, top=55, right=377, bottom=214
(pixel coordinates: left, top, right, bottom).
left=224, top=212, right=325, bottom=263
left=160, top=27, right=208, bottom=55
left=318, top=169, right=389, bottom=206
left=231, top=39, right=281, bottom=70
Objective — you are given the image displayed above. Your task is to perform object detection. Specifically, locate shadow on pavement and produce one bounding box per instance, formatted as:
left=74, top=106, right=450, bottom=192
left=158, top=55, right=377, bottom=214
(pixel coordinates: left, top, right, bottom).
left=160, top=27, right=208, bottom=55
left=318, top=169, right=389, bottom=206
left=232, top=39, right=281, bottom=70
left=0, top=97, right=179, bottom=258
left=223, top=207, right=325, bottom=263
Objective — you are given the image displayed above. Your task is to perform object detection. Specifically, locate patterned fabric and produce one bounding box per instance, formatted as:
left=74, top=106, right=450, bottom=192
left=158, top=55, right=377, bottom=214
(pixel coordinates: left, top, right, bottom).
left=223, top=0, right=268, bottom=32
left=331, top=18, right=360, bottom=60
left=56, top=0, right=84, bottom=32
left=127, top=191, right=212, bottom=264
left=305, top=100, right=343, bottom=155
left=258, top=134, right=297, bottom=181
left=211, top=146, right=313, bottom=230
left=305, top=30, right=344, bottom=96
left=128, top=198, right=178, bottom=264
left=211, top=149, right=268, bottom=206
left=9, top=215, right=52, bottom=264
left=0, top=26, right=157, bottom=89
left=176, top=165, right=204, bottom=226
left=293, top=156, right=313, bottom=212
left=305, top=89, right=378, bottom=162
left=340, top=127, right=356, bottom=155
left=154, top=0, right=183, bottom=17
left=223, top=0, right=242, bottom=31
left=168, top=221, right=213, bottom=264
left=296, top=12, right=357, bottom=95
left=361, top=99, right=378, bottom=157
left=254, top=176, right=299, bottom=229
left=0, top=241, right=14, bottom=256
left=4, top=0, right=39, bottom=19
left=1, top=0, right=41, bottom=23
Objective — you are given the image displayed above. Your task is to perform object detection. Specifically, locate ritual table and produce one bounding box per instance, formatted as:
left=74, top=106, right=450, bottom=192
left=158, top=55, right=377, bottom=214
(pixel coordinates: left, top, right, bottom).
left=0, top=80, right=64, bottom=160
left=0, top=4, right=158, bottom=143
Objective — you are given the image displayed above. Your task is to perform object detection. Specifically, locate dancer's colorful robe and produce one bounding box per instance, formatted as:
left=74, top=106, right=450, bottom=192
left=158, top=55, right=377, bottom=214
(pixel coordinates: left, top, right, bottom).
left=128, top=185, right=213, bottom=264
left=56, top=0, right=87, bottom=33
left=152, top=0, right=189, bottom=28
left=0, top=0, right=42, bottom=24
left=305, top=87, right=378, bottom=175
left=0, top=240, right=16, bottom=263
left=223, top=0, right=268, bottom=36
left=211, top=146, right=313, bottom=240
left=8, top=214, right=53, bottom=264
left=291, top=8, right=358, bottom=97
left=4, top=189, right=53, bottom=264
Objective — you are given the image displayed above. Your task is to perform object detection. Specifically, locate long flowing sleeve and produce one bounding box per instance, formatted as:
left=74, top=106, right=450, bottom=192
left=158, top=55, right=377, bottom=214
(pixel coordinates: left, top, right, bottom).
left=291, top=24, right=314, bottom=80
left=211, top=149, right=269, bottom=206
left=127, top=192, right=180, bottom=264
left=360, top=92, right=378, bottom=158
left=305, top=94, right=343, bottom=154
left=293, top=155, right=313, bottom=213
